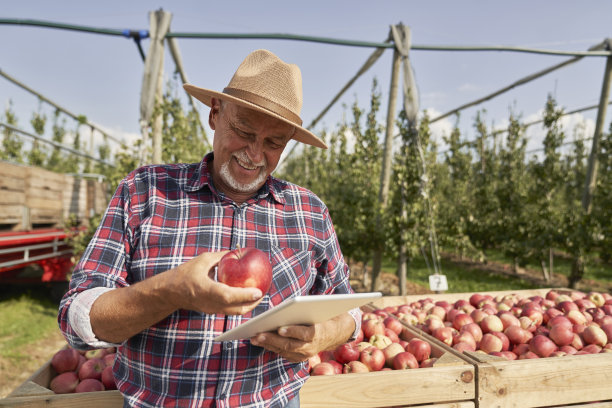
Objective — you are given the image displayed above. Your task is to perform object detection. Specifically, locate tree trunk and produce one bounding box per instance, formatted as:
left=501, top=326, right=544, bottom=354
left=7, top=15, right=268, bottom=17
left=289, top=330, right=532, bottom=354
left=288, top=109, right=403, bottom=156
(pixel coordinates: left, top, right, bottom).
left=569, top=255, right=584, bottom=289
left=398, top=244, right=407, bottom=296
left=540, top=259, right=550, bottom=283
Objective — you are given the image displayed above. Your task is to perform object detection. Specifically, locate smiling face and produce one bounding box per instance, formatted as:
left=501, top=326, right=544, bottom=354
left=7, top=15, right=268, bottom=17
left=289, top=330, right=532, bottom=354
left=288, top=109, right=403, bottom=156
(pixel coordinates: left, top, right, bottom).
left=209, top=97, right=294, bottom=203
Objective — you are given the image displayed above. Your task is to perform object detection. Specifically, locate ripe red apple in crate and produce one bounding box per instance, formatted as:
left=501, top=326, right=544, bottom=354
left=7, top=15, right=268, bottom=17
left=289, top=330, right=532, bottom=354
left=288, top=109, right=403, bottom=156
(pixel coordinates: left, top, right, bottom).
left=51, top=348, right=81, bottom=373
left=217, top=247, right=273, bottom=293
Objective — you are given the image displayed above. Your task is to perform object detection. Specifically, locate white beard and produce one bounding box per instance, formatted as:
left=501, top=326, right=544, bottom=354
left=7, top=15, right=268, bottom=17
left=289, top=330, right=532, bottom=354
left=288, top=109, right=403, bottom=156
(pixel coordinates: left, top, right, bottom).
left=218, top=150, right=268, bottom=193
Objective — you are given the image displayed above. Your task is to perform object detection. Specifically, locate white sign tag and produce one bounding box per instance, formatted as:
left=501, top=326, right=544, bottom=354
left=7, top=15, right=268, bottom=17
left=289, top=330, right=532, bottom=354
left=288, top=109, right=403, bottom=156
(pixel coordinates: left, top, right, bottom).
left=428, top=274, right=448, bottom=292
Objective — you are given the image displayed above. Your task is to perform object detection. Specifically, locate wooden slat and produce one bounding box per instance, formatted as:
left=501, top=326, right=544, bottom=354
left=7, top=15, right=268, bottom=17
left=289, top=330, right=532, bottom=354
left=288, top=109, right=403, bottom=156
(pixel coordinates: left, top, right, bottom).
left=0, top=162, right=28, bottom=180
left=300, top=364, right=474, bottom=408
left=0, top=391, right=123, bottom=407
left=0, top=192, right=25, bottom=206
left=473, top=353, right=612, bottom=408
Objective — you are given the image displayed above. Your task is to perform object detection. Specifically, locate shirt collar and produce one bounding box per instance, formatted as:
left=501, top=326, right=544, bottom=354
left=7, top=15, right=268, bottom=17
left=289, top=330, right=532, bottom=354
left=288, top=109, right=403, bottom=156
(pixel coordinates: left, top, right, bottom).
left=184, top=152, right=286, bottom=205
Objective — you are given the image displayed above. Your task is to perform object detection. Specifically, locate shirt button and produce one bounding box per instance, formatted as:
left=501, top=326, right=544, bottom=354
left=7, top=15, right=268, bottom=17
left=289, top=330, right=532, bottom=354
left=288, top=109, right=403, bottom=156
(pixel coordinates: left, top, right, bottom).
left=223, top=342, right=232, bottom=350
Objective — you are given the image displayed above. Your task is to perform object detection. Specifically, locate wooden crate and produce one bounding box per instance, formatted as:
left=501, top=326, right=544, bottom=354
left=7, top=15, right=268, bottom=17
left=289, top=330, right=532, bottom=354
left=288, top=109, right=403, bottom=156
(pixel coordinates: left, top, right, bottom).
left=0, top=162, right=109, bottom=230
left=370, top=289, right=612, bottom=408
left=3, top=329, right=475, bottom=408
left=299, top=326, right=475, bottom=408
left=0, top=354, right=123, bottom=408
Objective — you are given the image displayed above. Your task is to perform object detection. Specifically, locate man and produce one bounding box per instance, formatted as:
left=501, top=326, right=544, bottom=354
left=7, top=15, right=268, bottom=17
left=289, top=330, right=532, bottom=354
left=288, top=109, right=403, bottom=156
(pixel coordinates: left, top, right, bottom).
left=58, top=49, right=360, bottom=407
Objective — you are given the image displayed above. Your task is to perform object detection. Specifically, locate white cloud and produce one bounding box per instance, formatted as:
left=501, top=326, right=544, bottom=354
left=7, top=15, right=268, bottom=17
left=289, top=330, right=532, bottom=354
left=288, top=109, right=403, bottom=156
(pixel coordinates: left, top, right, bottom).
left=457, top=83, right=480, bottom=93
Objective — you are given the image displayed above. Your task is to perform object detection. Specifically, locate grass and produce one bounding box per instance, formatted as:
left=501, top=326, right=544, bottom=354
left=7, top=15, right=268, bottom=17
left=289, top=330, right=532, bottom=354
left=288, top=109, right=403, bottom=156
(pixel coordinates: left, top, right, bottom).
left=380, top=255, right=540, bottom=294
left=0, top=285, right=61, bottom=360
left=482, top=248, right=612, bottom=284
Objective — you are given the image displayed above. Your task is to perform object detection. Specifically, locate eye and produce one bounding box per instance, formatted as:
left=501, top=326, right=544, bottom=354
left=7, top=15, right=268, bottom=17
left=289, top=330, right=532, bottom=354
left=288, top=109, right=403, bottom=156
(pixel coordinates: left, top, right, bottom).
left=266, top=139, right=285, bottom=149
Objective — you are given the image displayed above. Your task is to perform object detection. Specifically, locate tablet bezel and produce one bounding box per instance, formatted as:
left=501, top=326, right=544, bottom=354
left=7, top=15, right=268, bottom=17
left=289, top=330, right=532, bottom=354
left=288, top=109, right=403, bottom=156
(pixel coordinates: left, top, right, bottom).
left=214, top=292, right=382, bottom=342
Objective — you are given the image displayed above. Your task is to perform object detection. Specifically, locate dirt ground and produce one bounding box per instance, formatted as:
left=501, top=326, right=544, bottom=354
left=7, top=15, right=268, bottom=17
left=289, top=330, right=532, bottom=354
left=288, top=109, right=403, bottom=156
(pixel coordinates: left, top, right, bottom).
left=0, top=329, right=67, bottom=398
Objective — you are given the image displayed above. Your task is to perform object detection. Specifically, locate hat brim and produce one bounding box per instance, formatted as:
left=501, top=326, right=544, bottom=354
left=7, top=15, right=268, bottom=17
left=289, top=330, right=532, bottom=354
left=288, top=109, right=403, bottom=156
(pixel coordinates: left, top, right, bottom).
left=184, top=84, right=328, bottom=149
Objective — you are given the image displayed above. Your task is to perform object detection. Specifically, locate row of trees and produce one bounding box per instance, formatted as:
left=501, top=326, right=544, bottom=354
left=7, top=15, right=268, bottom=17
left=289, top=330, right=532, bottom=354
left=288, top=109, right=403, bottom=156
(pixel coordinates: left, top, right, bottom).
left=3, top=79, right=610, bottom=289
left=279, top=81, right=611, bottom=289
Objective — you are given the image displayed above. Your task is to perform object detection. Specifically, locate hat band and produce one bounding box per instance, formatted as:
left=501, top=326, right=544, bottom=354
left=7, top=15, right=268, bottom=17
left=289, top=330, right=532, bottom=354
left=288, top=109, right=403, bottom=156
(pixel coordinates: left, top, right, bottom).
left=223, top=87, right=303, bottom=126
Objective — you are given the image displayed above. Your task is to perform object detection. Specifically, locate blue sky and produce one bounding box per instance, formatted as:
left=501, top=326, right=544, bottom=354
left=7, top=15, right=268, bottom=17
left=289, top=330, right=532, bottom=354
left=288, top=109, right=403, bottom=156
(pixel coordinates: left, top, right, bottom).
left=2, top=1, right=611, bottom=163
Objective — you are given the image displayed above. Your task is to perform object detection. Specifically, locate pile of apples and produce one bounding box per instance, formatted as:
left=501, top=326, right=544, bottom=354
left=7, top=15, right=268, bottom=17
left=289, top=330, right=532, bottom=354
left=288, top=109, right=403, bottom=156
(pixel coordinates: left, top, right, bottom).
left=309, top=312, right=437, bottom=375
left=383, top=289, right=612, bottom=360
left=48, top=346, right=117, bottom=393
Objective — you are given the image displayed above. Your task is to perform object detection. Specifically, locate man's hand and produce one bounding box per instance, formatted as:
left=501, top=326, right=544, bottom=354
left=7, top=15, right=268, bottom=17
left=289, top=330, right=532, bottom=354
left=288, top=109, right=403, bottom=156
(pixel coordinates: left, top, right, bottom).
left=90, top=250, right=264, bottom=344
left=172, top=250, right=264, bottom=315
left=249, top=312, right=355, bottom=363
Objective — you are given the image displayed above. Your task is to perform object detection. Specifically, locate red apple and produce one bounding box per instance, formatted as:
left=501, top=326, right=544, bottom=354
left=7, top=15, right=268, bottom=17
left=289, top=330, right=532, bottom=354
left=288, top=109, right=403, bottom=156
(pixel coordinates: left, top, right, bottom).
left=480, top=315, right=504, bottom=333
left=333, top=343, right=360, bottom=364
left=454, top=341, right=476, bottom=353
left=582, top=325, right=608, bottom=347
left=101, top=366, right=117, bottom=390
left=559, top=345, right=578, bottom=355
left=460, top=322, right=483, bottom=343
left=362, top=319, right=385, bottom=340
left=498, top=312, right=520, bottom=330
left=75, top=378, right=105, bottom=393
left=490, top=331, right=510, bottom=351
left=217, top=247, right=273, bottom=293
left=50, top=371, right=80, bottom=394
left=470, top=309, right=488, bottom=324
left=479, top=333, right=503, bottom=353
left=393, top=351, right=419, bottom=370
left=581, top=344, right=602, bottom=354
left=432, top=327, right=454, bottom=346
left=383, top=328, right=400, bottom=343
left=518, top=351, right=540, bottom=359
left=503, top=326, right=533, bottom=346
left=453, top=331, right=477, bottom=350
left=452, top=313, right=474, bottom=331
left=547, top=315, right=572, bottom=329
left=359, top=346, right=385, bottom=371
left=405, top=338, right=431, bottom=362
left=102, top=352, right=116, bottom=368
left=307, top=354, right=321, bottom=371
left=558, top=301, right=579, bottom=313
left=469, top=293, right=485, bottom=307
left=382, top=343, right=405, bottom=367
left=529, top=335, right=557, bottom=358
left=51, top=348, right=81, bottom=374
left=601, top=323, right=612, bottom=342
left=548, top=324, right=574, bottom=347
left=343, top=360, right=370, bottom=374
left=328, top=360, right=343, bottom=374
left=512, top=343, right=530, bottom=355
left=318, top=350, right=335, bottom=363
left=420, top=357, right=438, bottom=368
left=78, top=358, right=105, bottom=381
left=383, top=316, right=403, bottom=335
left=369, top=334, right=393, bottom=349
left=311, top=362, right=336, bottom=375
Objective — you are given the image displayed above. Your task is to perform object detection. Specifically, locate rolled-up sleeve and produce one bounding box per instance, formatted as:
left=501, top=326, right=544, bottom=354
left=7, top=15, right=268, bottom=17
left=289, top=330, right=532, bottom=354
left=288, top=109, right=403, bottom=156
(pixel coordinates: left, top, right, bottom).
left=58, top=177, right=134, bottom=349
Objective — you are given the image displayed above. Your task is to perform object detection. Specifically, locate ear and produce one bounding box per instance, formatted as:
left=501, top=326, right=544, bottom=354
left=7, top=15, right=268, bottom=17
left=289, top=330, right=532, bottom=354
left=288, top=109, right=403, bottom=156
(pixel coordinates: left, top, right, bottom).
left=209, top=97, right=221, bottom=130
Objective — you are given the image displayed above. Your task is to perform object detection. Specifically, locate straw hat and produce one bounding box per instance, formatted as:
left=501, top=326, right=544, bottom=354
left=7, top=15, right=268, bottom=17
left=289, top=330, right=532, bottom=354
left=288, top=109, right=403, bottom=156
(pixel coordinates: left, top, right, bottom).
left=184, top=49, right=327, bottom=149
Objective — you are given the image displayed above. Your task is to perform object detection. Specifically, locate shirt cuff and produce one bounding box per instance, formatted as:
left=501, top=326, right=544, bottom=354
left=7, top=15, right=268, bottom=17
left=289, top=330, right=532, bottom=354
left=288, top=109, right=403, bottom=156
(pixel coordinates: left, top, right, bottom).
left=347, top=307, right=363, bottom=342
left=68, top=287, right=122, bottom=348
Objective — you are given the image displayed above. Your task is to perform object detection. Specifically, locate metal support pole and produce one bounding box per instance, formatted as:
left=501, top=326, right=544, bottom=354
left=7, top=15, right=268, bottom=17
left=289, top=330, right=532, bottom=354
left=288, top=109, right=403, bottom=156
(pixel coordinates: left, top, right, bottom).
left=582, top=38, right=612, bottom=214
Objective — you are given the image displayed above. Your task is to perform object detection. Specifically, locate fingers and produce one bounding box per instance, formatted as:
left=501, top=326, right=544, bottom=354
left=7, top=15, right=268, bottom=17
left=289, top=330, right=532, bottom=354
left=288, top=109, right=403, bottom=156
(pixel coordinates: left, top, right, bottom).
left=250, top=332, right=312, bottom=363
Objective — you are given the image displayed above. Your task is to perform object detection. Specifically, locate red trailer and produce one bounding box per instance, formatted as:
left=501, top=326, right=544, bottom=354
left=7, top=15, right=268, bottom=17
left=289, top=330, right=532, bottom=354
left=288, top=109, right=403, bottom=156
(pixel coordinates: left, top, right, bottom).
left=0, top=228, right=74, bottom=284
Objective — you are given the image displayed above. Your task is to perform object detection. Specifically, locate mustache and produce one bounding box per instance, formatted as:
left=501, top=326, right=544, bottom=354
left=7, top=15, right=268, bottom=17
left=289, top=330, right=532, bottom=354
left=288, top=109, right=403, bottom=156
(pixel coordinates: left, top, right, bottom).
left=233, top=150, right=266, bottom=167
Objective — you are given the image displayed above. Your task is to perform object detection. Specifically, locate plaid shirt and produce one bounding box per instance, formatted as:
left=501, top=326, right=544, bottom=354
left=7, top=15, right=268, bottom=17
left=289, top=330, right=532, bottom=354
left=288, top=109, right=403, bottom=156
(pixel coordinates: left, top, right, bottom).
left=58, top=153, right=357, bottom=408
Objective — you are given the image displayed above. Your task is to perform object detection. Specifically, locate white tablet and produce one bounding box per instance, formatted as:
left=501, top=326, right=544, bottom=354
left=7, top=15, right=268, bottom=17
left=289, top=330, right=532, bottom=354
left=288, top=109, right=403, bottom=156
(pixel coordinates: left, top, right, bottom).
left=214, top=292, right=382, bottom=341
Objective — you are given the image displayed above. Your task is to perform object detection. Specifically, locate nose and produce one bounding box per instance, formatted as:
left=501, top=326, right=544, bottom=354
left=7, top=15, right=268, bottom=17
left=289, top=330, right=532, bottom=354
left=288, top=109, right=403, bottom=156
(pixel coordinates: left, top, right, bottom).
left=245, top=140, right=265, bottom=165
